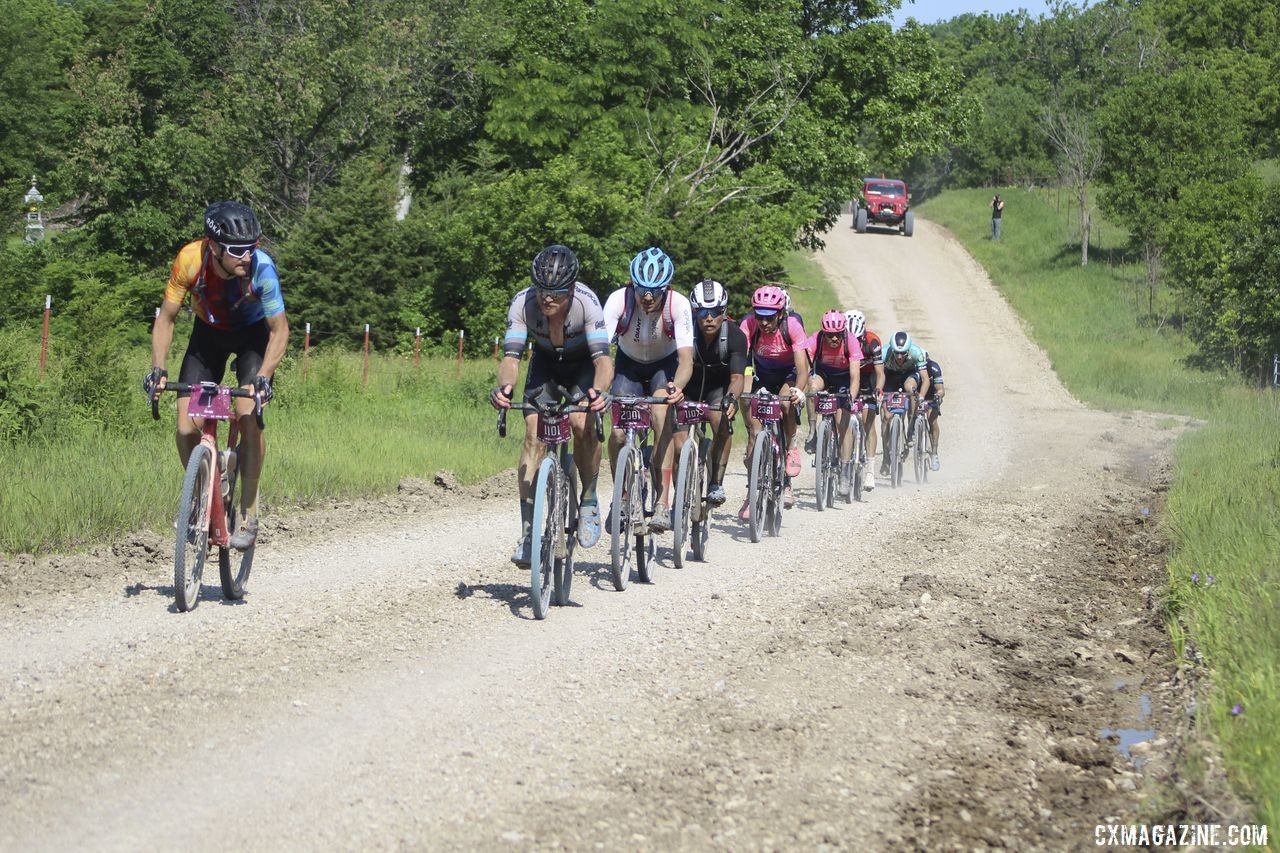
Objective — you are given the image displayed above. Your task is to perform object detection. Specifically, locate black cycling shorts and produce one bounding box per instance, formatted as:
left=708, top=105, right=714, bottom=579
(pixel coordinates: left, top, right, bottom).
left=883, top=370, right=921, bottom=393
left=523, top=351, right=597, bottom=405
left=178, top=319, right=269, bottom=396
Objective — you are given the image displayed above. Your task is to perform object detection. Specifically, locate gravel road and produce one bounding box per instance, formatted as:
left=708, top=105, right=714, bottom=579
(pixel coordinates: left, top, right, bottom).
left=1, top=219, right=1199, bottom=850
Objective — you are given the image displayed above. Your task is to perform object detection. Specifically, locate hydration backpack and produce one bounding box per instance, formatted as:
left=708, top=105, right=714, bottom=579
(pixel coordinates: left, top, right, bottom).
left=614, top=287, right=675, bottom=339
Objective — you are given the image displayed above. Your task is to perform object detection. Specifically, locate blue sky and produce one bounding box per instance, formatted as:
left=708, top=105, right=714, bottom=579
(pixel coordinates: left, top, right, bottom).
left=889, top=0, right=1056, bottom=28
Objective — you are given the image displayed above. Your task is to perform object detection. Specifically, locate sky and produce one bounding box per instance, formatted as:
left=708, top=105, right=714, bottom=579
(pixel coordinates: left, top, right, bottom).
left=889, top=0, right=1056, bottom=28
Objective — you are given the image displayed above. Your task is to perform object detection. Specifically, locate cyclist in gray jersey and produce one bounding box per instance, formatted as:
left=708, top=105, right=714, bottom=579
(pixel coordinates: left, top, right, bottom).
left=492, top=245, right=613, bottom=566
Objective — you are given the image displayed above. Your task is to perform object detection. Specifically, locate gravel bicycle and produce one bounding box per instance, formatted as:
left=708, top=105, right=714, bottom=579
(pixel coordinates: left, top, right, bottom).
left=152, top=381, right=264, bottom=612
left=741, top=390, right=787, bottom=542
left=912, top=398, right=935, bottom=484
left=609, top=395, right=667, bottom=589
left=811, top=390, right=856, bottom=509
left=881, top=391, right=912, bottom=489
left=671, top=400, right=733, bottom=564
left=497, top=395, right=603, bottom=620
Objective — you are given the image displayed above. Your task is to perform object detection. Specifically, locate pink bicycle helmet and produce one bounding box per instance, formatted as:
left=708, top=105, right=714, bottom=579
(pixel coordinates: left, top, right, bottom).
left=752, top=285, right=787, bottom=313
left=820, top=310, right=847, bottom=334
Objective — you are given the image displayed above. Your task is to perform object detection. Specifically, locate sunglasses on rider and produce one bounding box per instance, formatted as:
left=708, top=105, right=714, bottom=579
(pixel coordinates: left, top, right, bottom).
left=633, top=282, right=667, bottom=298
left=219, top=242, right=257, bottom=259
left=753, top=309, right=780, bottom=321
left=694, top=307, right=723, bottom=320
left=536, top=287, right=571, bottom=300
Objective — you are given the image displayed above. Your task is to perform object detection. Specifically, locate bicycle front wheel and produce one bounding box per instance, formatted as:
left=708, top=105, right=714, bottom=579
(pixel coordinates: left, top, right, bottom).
left=529, top=456, right=559, bottom=619
left=609, top=444, right=637, bottom=591
left=671, top=439, right=697, bottom=568
left=850, top=417, right=864, bottom=503
left=174, top=444, right=213, bottom=612
left=814, top=417, right=835, bottom=511
left=747, top=430, right=771, bottom=543
left=554, top=450, right=577, bottom=607
left=889, top=415, right=904, bottom=488
left=690, top=436, right=710, bottom=561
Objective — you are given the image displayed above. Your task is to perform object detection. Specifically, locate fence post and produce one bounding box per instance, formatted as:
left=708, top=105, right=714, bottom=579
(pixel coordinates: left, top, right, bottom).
left=493, top=336, right=500, bottom=361
left=362, top=324, right=371, bottom=387
left=302, top=322, right=311, bottom=381
left=414, top=328, right=421, bottom=369
left=456, top=329, right=465, bottom=379
left=38, top=295, right=51, bottom=380
left=1272, top=352, right=1278, bottom=388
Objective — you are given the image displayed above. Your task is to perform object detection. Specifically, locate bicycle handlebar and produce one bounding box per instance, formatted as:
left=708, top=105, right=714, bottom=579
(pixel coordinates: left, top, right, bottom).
left=150, top=382, right=265, bottom=430
left=497, top=403, right=605, bottom=442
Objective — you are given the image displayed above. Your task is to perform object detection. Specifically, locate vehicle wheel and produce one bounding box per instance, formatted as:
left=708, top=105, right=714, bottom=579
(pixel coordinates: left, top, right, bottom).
left=555, top=456, right=578, bottom=606
left=855, top=208, right=868, bottom=233
left=671, top=439, right=696, bottom=568
left=904, top=211, right=914, bottom=237
left=218, top=448, right=252, bottom=601
left=814, top=418, right=832, bottom=511
left=609, top=444, right=637, bottom=591
left=529, top=456, right=559, bottom=619
left=747, top=431, right=771, bottom=543
left=174, top=444, right=213, bottom=612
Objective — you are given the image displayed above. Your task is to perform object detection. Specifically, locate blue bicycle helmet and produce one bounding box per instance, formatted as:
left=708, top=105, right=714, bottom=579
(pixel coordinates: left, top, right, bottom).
left=890, top=330, right=913, bottom=354
left=629, top=247, right=675, bottom=290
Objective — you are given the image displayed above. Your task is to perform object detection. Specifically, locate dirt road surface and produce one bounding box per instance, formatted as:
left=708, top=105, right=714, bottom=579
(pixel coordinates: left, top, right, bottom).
left=1, top=219, right=1196, bottom=851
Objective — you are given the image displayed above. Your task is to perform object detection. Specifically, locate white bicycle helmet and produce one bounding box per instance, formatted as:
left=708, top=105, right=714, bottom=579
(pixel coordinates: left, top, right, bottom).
left=690, top=279, right=729, bottom=311
left=845, top=309, right=866, bottom=337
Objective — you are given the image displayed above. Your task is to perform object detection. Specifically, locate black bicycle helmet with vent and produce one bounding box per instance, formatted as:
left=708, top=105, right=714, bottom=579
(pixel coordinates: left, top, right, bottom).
left=531, top=244, right=580, bottom=291
left=204, top=201, right=261, bottom=244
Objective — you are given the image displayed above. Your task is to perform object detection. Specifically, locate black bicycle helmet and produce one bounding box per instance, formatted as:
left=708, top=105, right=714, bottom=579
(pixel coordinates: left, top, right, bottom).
left=204, top=201, right=262, bottom=244
left=531, top=244, right=580, bottom=291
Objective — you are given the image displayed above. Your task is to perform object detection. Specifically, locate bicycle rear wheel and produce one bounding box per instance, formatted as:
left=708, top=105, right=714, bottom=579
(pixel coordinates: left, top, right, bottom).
left=609, top=444, right=637, bottom=591
left=218, top=448, right=253, bottom=601
left=671, top=439, right=697, bottom=568
left=747, top=430, right=771, bottom=543
left=529, top=456, right=559, bottom=619
left=690, top=436, right=710, bottom=561
left=768, top=440, right=784, bottom=537
left=174, top=444, right=213, bottom=612
left=850, top=418, right=864, bottom=503
left=913, top=415, right=929, bottom=484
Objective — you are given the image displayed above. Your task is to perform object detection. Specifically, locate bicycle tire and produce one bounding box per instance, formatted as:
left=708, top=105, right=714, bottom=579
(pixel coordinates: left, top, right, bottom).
left=218, top=449, right=253, bottom=601
left=850, top=418, right=864, bottom=503
left=671, top=439, right=697, bottom=568
left=636, top=529, right=655, bottom=583
left=174, top=444, right=213, bottom=612
left=747, top=430, right=771, bottom=543
left=768, top=436, right=784, bottom=537
left=555, top=451, right=577, bottom=606
left=913, top=415, right=928, bottom=484
left=609, top=444, right=636, bottom=591
left=529, top=456, right=558, bottom=619
left=889, top=415, right=904, bottom=488
left=690, top=436, right=710, bottom=561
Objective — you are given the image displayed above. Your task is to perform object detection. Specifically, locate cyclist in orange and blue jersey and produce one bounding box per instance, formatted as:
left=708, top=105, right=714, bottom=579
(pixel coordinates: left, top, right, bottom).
left=144, top=201, right=289, bottom=551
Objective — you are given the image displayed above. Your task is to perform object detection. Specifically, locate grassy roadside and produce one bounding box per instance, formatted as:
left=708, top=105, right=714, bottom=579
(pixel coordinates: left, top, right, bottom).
left=0, top=259, right=839, bottom=554
left=918, top=187, right=1279, bottom=825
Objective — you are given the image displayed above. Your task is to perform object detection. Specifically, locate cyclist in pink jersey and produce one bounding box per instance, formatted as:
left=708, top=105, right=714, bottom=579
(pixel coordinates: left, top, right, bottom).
left=738, top=285, right=809, bottom=515
left=803, top=311, right=863, bottom=498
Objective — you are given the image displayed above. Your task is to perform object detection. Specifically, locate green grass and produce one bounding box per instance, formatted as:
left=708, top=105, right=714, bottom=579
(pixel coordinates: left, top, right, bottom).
left=781, top=249, right=842, bottom=322
left=0, top=349, right=514, bottom=553
left=920, top=187, right=1280, bottom=824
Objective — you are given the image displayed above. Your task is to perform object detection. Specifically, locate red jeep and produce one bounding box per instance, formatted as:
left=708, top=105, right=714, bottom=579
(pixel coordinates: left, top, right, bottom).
left=853, top=177, right=914, bottom=237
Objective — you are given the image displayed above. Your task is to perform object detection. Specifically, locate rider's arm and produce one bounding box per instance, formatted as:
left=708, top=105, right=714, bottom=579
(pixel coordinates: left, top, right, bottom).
left=151, top=299, right=181, bottom=373
left=672, top=347, right=693, bottom=390
left=590, top=352, right=614, bottom=397
left=917, top=368, right=931, bottom=400
left=497, top=355, right=522, bottom=391
left=874, top=362, right=885, bottom=394
left=791, top=345, right=809, bottom=393
left=260, top=312, right=289, bottom=379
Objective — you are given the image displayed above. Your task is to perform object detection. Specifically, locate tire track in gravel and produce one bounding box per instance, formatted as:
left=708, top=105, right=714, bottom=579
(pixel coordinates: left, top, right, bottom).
left=0, top=219, right=1189, bottom=851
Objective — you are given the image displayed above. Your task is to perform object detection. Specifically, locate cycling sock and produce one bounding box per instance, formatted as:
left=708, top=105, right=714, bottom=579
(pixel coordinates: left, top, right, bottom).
left=581, top=475, right=599, bottom=505
left=709, top=459, right=724, bottom=486
left=520, top=499, right=533, bottom=538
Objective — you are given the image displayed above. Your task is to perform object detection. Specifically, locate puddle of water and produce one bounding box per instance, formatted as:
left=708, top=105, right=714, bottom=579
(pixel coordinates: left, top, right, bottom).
left=1099, top=691, right=1155, bottom=767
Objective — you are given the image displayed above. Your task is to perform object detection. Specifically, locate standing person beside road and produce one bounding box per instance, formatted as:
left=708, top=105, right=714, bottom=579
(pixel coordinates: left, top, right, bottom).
left=144, top=201, right=289, bottom=551
left=603, top=247, right=695, bottom=532
left=991, top=193, right=1004, bottom=241
left=679, top=279, right=748, bottom=506
left=491, top=244, right=613, bottom=566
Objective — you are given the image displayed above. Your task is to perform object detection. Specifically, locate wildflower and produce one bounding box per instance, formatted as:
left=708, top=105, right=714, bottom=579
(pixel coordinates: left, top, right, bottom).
left=1231, top=704, right=1244, bottom=716
left=1191, top=572, right=1200, bottom=584
left=1206, top=575, right=1215, bottom=586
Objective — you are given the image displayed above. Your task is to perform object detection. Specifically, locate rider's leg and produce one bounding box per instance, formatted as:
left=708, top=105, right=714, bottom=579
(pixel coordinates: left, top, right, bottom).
left=707, top=409, right=730, bottom=486
left=175, top=396, right=200, bottom=468
left=568, top=412, right=601, bottom=502
left=836, top=407, right=853, bottom=462
left=929, top=408, right=941, bottom=453
left=805, top=374, right=825, bottom=452
left=234, top=394, right=264, bottom=519
left=651, top=400, right=674, bottom=509
left=518, top=411, right=545, bottom=526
